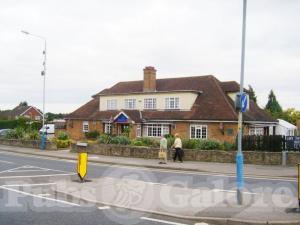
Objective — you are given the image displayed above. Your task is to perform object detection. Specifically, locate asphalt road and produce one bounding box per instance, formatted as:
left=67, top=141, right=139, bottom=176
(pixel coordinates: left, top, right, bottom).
left=0, top=149, right=297, bottom=225
left=0, top=150, right=209, bottom=225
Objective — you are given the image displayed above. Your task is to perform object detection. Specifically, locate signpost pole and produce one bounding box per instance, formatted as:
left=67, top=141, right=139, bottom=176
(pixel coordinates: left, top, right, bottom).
left=237, top=0, right=247, bottom=205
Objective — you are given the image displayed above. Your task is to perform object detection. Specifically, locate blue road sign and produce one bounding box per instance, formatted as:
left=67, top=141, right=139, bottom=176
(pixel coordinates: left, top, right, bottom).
left=240, top=93, right=248, bottom=113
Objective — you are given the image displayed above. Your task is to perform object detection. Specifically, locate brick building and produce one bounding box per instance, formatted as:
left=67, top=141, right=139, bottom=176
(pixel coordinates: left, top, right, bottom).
left=9, top=105, right=42, bottom=121
left=66, top=66, right=276, bottom=141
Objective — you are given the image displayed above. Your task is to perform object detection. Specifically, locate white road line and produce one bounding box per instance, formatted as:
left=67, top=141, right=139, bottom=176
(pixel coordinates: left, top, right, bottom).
left=2, top=182, right=56, bottom=187
left=38, top=193, right=51, bottom=197
left=0, top=160, right=14, bottom=164
left=0, top=173, right=76, bottom=179
left=140, top=217, right=187, bottom=225
left=98, top=206, right=110, bottom=210
left=6, top=169, right=51, bottom=173
left=212, top=189, right=258, bottom=195
left=0, top=166, right=29, bottom=174
left=0, top=185, right=80, bottom=206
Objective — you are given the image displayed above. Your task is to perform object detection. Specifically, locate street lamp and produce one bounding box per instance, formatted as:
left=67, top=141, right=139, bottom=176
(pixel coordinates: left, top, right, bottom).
left=236, top=0, right=247, bottom=205
left=21, top=30, right=47, bottom=150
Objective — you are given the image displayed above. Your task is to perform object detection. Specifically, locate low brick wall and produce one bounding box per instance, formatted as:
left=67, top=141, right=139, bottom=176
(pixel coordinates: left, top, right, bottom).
left=0, top=139, right=57, bottom=150
left=70, top=143, right=300, bottom=166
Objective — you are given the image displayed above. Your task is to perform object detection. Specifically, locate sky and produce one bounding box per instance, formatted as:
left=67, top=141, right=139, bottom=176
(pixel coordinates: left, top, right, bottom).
left=0, top=0, right=299, bottom=113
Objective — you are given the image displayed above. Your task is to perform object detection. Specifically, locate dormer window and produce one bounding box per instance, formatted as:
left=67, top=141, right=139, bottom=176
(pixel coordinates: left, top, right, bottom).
left=165, top=97, right=179, bottom=109
left=125, top=99, right=136, bottom=109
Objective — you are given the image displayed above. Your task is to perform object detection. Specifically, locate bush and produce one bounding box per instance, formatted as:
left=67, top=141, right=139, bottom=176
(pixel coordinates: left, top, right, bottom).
left=0, top=120, right=18, bottom=129
left=98, top=133, right=111, bottom=144
left=110, top=135, right=131, bottom=145
left=182, top=139, right=199, bottom=149
left=198, top=139, right=222, bottom=150
left=85, top=130, right=100, bottom=140
left=55, top=139, right=71, bottom=148
left=222, top=141, right=236, bottom=151
left=57, top=132, right=69, bottom=140
left=131, top=137, right=159, bottom=147
left=4, top=128, right=25, bottom=139
left=29, top=130, right=40, bottom=140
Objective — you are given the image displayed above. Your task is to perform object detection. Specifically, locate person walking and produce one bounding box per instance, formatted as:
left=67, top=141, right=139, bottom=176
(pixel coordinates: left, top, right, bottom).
left=158, top=135, right=168, bottom=164
left=172, top=133, right=183, bottom=163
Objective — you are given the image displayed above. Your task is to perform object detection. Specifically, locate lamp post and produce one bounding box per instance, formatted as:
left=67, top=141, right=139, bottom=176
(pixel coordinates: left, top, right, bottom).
left=21, top=30, right=47, bottom=150
left=236, top=0, right=247, bottom=205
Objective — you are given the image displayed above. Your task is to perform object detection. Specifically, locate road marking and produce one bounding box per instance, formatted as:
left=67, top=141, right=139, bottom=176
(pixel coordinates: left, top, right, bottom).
left=0, top=185, right=80, bottom=206
left=89, top=156, right=99, bottom=159
left=0, top=173, right=76, bottom=179
left=98, top=206, right=110, bottom=210
left=212, top=189, right=258, bottom=195
left=7, top=169, right=51, bottom=173
left=0, top=159, right=14, bottom=164
left=0, top=150, right=297, bottom=182
left=195, top=223, right=209, bottom=225
left=0, top=165, right=50, bottom=174
left=38, top=193, right=51, bottom=197
left=2, top=182, right=56, bottom=187
left=140, top=217, right=187, bottom=225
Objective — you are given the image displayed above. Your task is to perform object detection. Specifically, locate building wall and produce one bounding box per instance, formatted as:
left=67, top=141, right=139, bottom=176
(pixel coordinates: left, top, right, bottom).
left=99, top=92, right=198, bottom=111
left=66, top=119, right=103, bottom=140
left=67, top=119, right=241, bottom=143
left=171, top=121, right=238, bottom=143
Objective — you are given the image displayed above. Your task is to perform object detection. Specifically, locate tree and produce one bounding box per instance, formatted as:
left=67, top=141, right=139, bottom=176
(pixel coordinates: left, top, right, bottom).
left=248, top=85, right=257, bottom=103
left=45, top=112, right=65, bottom=122
left=280, top=108, right=300, bottom=125
left=265, top=90, right=282, bottom=118
left=19, top=101, right=28, bottom=107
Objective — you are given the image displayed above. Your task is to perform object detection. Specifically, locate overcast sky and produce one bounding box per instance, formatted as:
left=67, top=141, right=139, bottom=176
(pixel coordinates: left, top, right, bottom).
left=0, top=0, right=299, bottom=113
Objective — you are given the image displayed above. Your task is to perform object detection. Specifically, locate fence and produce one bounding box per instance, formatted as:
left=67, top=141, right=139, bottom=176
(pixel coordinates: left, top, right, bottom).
left=242, top=135, right=300, bottom=151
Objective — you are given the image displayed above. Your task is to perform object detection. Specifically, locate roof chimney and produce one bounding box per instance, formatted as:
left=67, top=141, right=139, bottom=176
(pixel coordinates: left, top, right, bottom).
left=143, top=66, right=156, bottom=92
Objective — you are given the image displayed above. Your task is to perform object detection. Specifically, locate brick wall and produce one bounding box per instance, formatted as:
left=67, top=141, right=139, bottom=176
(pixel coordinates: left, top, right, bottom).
left=66, top=119, right=104, bottom=140
left=171, top=122, right=238, bottom=143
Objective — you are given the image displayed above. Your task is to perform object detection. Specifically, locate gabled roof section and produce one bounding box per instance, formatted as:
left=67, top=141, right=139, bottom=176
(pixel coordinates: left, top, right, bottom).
left=65, top=98, right=99, bottom=120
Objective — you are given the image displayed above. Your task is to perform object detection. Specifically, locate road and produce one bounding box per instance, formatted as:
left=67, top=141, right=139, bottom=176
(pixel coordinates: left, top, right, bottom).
left=0, top=149, right=298, bottom=225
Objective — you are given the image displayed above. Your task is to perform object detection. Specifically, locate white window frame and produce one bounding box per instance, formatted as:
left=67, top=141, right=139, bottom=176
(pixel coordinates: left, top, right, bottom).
left=249, top=127, right=264, bottom=135
left=125, top=99, right=136, bottom=109
left=144, top=98, right=157, bottom=109
left=190, top=124, right=207, bottom=139
left=107, top=99, right=117, bottom=110
left=143, top=124, right=170, bottom=137
left=83, top=121, right=89, bottom=133
left=165, top=97, right=179, bottom=109
left=104, top=123, right=112, bottom=134
left=136, top=124, right=141, bottom=137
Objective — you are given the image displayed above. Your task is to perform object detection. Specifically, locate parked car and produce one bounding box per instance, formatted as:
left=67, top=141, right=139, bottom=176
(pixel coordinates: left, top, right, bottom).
left=39, top=124, right=55, bottom=139
left=0, top=129, right=12, bottom=138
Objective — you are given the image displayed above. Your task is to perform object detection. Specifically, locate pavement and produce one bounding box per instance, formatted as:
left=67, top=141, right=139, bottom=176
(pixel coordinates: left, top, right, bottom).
left=1, top=144, right=300, bottom=225
left=0, top=144, right=297, bottom=179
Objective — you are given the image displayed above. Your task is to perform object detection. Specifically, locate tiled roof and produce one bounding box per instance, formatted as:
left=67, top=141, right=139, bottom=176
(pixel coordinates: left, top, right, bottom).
left=66, top=98, right=99, bottom=119
left=66, top=75, right=276, bottom=123
left=10, top=106, right=31, bottom=118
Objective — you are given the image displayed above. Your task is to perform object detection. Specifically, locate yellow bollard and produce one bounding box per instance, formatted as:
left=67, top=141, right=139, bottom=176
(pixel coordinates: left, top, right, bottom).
left=77, top=152, right=88, bottom=182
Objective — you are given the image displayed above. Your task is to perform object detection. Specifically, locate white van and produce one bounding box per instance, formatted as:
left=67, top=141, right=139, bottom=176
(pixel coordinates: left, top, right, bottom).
left=39, top=124, right=55, bottom=139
